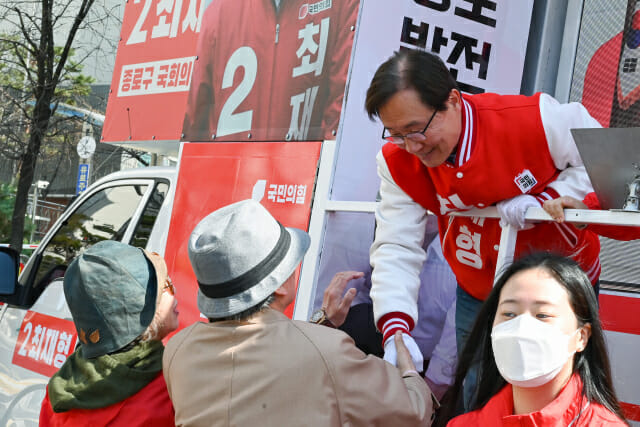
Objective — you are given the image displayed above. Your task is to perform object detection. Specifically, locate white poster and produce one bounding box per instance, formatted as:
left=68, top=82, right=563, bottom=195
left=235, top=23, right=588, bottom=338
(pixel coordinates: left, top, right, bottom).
left=314, top=0, right=534, bottom=309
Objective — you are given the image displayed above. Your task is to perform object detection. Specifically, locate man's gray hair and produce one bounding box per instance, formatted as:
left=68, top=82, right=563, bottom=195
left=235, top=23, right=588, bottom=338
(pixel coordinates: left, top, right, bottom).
left=210, top=294, right=276, bottom=322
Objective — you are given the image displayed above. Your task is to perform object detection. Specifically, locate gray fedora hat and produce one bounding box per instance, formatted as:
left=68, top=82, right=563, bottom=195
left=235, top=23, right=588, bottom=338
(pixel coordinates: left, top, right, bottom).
left=188, top=199, right=310, bottom=318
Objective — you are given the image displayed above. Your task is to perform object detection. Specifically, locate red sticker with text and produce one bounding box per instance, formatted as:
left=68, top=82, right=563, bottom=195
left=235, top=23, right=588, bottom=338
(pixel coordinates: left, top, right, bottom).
left=12, top=311, right=77, bottom=377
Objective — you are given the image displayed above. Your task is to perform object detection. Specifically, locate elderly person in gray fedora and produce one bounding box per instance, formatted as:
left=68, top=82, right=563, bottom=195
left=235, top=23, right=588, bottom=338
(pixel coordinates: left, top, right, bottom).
left=39, top=240, right=179, bottom=426
left=163, top=199, right=434, bottom=427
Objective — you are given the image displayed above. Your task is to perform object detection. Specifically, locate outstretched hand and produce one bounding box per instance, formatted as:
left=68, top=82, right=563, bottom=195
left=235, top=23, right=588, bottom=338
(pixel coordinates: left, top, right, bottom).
left=321, top=271, right=364, bottom=328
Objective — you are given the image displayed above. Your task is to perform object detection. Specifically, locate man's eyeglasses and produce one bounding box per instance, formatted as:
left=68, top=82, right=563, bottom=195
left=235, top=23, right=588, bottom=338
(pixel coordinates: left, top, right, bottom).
left=163, top=276, right=176, bottom=295
left=382, top=110, right=437, bottom=146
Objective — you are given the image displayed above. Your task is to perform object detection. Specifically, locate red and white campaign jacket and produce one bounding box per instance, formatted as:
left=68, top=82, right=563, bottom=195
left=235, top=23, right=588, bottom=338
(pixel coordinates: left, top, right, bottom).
left=182, top=0, right=358, bottom=142
left=371, top=93, right=601, bottom=338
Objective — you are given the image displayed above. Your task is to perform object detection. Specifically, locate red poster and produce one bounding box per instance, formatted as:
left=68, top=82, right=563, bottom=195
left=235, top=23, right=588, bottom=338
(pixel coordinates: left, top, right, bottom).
left=103, top=0, right=359, bottom=144
left=581, top=1, right=640, bottom=128
left=180, top=0, right=359, bottom=142
left=12, top=312, right=78, bottom=377
left=164, top=142, right=322, bottom=330
left=102, top=0, right=206, bottom=142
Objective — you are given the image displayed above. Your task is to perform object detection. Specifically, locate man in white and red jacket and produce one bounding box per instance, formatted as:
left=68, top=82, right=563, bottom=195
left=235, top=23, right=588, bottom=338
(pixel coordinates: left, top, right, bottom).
left=364, top=49, right=602, bottom=378
left=182, top=0, right=358, bottom=142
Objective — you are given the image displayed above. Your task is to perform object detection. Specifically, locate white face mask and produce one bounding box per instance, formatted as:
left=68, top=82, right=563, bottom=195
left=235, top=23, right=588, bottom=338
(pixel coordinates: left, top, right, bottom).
left=491, top=314, right=579, bottom=388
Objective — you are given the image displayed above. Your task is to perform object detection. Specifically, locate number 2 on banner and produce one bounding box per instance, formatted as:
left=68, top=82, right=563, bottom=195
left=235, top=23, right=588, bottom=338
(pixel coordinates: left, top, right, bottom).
left=17, top=322, right=32, bottom=356
left=127, top=0, right=152, bottom=45
left=216, top=46, right=257, bottom=137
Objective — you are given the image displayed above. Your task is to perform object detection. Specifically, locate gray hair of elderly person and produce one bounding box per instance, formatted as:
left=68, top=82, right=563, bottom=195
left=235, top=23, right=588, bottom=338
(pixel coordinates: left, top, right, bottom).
left=208, top=295, right=276, bottom=322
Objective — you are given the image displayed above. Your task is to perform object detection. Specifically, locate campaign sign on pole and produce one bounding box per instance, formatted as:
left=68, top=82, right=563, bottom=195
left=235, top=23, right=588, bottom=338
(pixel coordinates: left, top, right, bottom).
left=102, top=0, right=206, bottom=142
left=163, top=142, right=321, bottom=329
left=76, top=163, right=90, bottom=195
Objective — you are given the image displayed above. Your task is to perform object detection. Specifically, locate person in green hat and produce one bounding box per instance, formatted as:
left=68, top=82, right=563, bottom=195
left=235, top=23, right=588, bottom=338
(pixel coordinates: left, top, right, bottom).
left=39, top=240, right=179, bottom=426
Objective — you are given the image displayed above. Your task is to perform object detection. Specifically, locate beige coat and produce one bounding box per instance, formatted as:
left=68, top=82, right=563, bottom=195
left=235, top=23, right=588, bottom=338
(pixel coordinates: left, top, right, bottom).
left=163, top=308, right=433, bottom=426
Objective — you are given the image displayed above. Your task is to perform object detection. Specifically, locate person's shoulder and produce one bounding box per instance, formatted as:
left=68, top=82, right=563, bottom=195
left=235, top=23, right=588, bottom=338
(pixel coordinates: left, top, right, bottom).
left=164, top=322, right=205, bottom=356
left=290, top=320, right=358, bottom=352
left=292, top=319, right=348, bottom=340
left=467, top=92, right=541, bottom=112
left=584, top=402, right=629, bottom=426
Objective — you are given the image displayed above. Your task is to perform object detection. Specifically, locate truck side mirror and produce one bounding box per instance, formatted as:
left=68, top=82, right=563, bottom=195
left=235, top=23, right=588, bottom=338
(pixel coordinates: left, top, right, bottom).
left=0, top=247, right=19, bottom=295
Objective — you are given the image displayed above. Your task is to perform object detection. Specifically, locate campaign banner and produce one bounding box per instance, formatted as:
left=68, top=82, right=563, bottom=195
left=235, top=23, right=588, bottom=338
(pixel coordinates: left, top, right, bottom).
left=102, top=0, right=206, bottom=142
left=572, top=0, right=640, bottom=128
left=163, top=142, right=321, bottom=329
left=181, top=0, right=360, bottom=142
left=12, top=311, right=78, bottom=378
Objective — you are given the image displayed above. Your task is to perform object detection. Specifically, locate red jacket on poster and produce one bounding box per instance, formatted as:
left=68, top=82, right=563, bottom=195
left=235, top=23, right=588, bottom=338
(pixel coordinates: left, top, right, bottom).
left=182, top=0, right=359, bottom=142
left=39, top=374, right=175, bottom=427
left=447, top=374, right=627, bottom=426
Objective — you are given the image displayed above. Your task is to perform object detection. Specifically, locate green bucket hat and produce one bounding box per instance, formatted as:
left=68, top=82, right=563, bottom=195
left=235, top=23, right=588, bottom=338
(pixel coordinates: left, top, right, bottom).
left=63, top=240, right=158, bottom=358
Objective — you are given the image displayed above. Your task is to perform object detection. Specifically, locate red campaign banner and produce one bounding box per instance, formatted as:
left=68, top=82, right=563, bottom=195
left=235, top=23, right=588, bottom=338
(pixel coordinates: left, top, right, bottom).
left=12, top=311, right=78, bottom=378
left=581, top=1, right=640, bottom=128
left=164, top=142, right=322, bottom=332
left=102, top=0, right=206, bottom=142
left=181, top=0, right=359, bottom=142
left=104, top=0, right=359, bottom=144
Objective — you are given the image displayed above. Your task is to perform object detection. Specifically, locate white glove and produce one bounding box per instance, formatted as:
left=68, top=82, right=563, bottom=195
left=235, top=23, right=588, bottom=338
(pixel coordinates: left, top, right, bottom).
left=496, top=194, right=539, bottom=230
left=383, top=333, right=424, bottom=369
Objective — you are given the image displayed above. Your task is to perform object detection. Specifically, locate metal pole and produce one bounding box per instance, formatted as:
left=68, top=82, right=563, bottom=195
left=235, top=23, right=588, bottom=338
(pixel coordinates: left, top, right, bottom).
left=29, top=184, right=38, bottom=243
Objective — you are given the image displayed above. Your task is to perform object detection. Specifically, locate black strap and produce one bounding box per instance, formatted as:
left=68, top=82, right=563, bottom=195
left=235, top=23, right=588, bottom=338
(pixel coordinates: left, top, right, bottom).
left=198, top=222, right=291, bottom=298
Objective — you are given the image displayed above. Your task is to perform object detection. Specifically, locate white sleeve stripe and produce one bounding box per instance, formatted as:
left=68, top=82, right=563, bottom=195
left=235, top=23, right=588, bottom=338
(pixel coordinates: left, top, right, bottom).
left=585, top=258, right=601, bottom=278
left=464, top=100, right=473, bottom=164
left=458, top=99, right=473, bottom=167
left=538, top=192, right=553, bottom=201
left=553, top=222, right=578, bottom=246
left=382, top=318, right=410, bottom=333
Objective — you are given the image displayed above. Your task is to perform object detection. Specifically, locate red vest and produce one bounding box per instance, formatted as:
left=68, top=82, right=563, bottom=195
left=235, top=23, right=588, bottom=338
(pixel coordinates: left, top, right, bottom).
left=383, top=93, right=600, bottom=300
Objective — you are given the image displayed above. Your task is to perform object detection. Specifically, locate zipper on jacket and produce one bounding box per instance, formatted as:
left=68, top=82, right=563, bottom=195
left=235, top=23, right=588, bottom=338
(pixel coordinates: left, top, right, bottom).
left=275, top=24, right=280, bottom=44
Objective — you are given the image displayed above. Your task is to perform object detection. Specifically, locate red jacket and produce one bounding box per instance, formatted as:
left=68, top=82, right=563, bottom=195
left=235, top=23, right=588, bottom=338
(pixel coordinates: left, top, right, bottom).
left=583, top=192, right=640, bottom=241
left=39, top=373, right=175, bottom=427
left=383, top=93, right=601, bottom=300
left=447, top=374, right=626, bottom=427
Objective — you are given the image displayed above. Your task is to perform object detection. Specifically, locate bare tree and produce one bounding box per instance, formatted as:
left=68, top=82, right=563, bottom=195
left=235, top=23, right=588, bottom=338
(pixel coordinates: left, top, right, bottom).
left=0, top=0, right=117, bottom=249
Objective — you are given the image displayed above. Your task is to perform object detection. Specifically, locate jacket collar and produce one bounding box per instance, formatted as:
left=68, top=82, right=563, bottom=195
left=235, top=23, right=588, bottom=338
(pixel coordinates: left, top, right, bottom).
left=485, top=373, right=589, bottom=426
left=454, top=96, right=475, bottom=168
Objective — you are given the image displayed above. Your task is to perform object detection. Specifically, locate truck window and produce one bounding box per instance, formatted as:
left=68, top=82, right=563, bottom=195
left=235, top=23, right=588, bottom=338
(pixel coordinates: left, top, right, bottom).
left=130, top=181, right=169, bottom=248
left=20, top=184, right=148, bottom=305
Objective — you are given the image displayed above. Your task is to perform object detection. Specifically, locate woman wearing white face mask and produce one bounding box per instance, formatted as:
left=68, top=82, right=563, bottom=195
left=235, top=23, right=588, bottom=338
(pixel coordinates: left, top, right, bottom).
left=438, top=252, right=627, bottom=426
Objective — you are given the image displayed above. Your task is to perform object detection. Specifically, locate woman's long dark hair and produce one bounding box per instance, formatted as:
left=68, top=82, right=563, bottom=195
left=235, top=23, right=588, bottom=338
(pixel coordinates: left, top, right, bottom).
left=436, top=252, right=627, bottom=425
